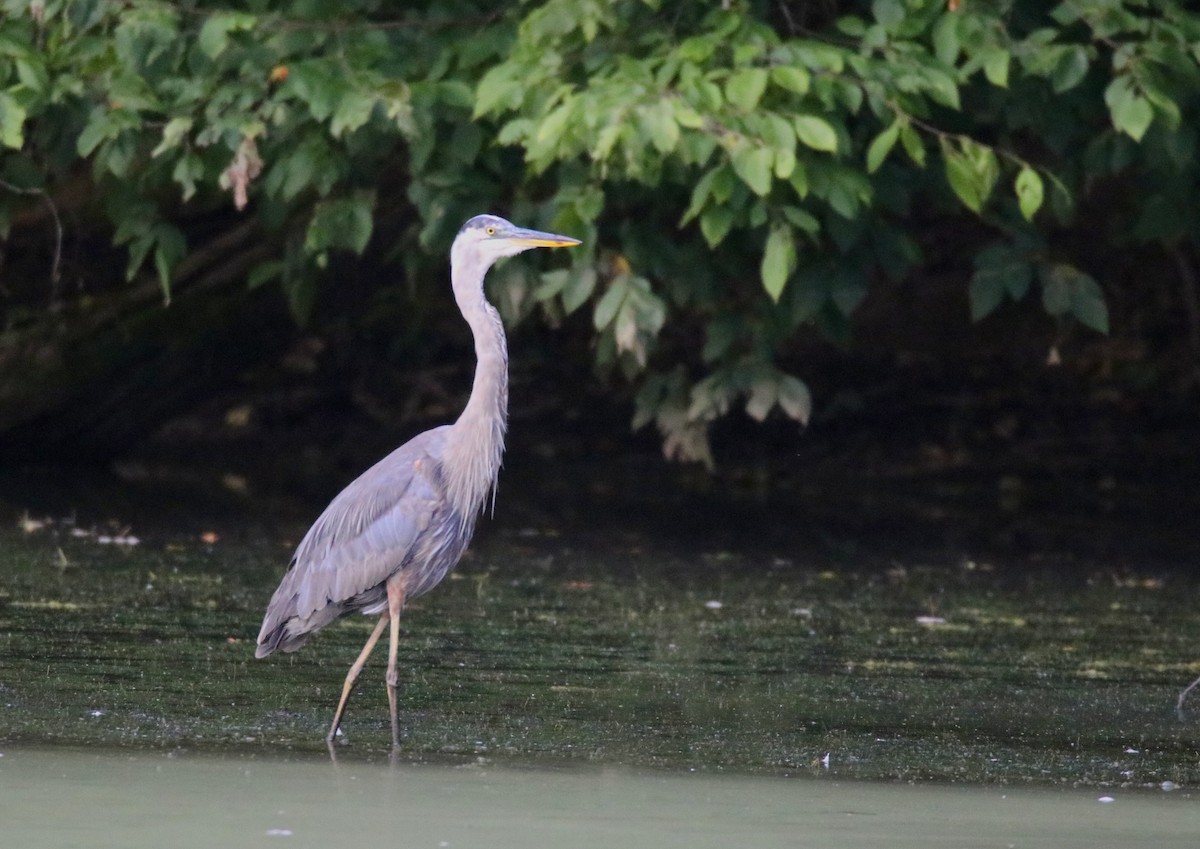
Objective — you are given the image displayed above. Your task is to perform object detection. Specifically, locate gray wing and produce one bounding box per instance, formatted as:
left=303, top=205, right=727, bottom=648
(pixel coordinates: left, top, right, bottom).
left=256, top=426, right=450, bottom=656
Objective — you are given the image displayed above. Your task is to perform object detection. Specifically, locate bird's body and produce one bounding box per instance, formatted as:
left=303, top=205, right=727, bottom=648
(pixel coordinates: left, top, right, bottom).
left=255, top=426, right=467, bottom=655
left=255, top=214, right=579, bottom=746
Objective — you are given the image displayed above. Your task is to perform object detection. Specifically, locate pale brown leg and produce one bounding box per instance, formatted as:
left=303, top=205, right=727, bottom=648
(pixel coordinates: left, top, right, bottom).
left=326, top=612, right=389, bottom=743
left=385, top=574, right=407, bottom=749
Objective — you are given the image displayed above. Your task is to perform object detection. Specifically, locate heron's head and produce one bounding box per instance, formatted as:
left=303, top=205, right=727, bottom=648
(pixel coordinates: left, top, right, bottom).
left=451, top=214, right=581, bottom=272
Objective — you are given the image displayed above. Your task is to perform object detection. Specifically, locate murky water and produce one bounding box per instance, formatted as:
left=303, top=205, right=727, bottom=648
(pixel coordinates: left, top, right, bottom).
left=3, top=485, right=1200, bottom=802
left=2, top=746, right=1197, bottom=849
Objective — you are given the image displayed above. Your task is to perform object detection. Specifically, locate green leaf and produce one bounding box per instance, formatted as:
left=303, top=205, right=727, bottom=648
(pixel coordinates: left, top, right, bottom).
left=777, top=374, right=812, bottom=424
left=702, top=315, right=739, bottom=363
left=773, top=144, right=796, bottom=180
left=0, top=92, right=27, bottom=149
left=1105, top=75, right=1153, bottom=141
left=899, top=122, right=926, bottom=166
left=562, top=268, right=597, bottom=315
left=331, top=91, right=377, bottom=138
left=536, top=268, right=568, bottom=301
left=142, top=223, right=186, bottom=302
left=595, top=273, right=633, bottom=332
left=1070, top=272, right=1109, bottom=333
left=700, top=204, right=734, bottom=247
left=641, top=100, right=679, bottom=154
left=942, top=139, right=999, bottom=214
left=969, top=269, right=1006, bottom=322
left=594, top=275, right=629, bottom=332
left=1141, top=78, right=1181, bottom=133
left=872, top=0, right=904, bottom=29
left=287, top=62, right=341, bottom=122
left=731, top=144, right=773, bottom=196
left=745, top=374, right=778, bottom=422
left=983, top=49, right=1010, bottom=88
left=830, top=273, right=867, bottom=316
left=965, top=141, right=999, bottom=202
left=923, top=67, right=961, bottom=111
left=1040, top=264, right=1107, bottom=332
left=761, top=224, right=796, bottom=302
left=247, top=260, right=283, bottom=291
left=305, top=193, right=375, bottom=255
left=782, top=205, right=819, bottom=234
left=970, top=243, right=1033, bottom=322
left=531, top=102, right=573, bottom=166
left=474, top=65, right=521, bottom=117
left=793, top=115, right=838, bottom=153
left=171, top=152, right=204, bottom=201
left=15, top=56, right=50, bottom=94
left=151, top=116, right=193, bottom=158
left=836, top=16, right=867, bottom=37
left=197, top=12, right=256, bottom=60
left=865, top=122, right=899, bottom=173
left=682, top=166, right=720, bottom=225
left=76, top=107, right=120, bottom=157
left=1051, top=45, right=1089, bottom=93
left=126, top=233, right=154, bottom=282
left=943, top=147, right=980, bottom=212
left=974, top=242, right=1032, bottom=309
left=770, top=66, right=810, bottom=95
left=283, top=271, right=318, bottom=325
left=1014, top=167, right=1044, bottom=221
left=725, top=68, right=769, bottom=111
left=931, top=14, right=960, bottom=65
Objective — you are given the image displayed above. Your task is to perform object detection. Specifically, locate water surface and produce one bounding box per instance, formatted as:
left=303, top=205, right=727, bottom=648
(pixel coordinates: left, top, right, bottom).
left=2, top=746, right=1196, bottom=849
left=3, top=515, right=1199, bottom=789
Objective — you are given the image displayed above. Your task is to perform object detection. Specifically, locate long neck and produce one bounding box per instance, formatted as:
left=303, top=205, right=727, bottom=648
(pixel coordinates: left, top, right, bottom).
left=442, top=261, right=509, bottom=522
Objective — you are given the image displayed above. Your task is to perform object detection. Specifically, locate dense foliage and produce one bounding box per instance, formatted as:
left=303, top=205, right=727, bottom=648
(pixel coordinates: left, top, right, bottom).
left=2, top=0, right=1198, bottom=462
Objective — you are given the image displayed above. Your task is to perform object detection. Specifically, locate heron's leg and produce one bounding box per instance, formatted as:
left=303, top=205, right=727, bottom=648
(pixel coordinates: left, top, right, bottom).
left=327, top=612, right=389, bottom=743
left=385, top=574, right=407, bottom=749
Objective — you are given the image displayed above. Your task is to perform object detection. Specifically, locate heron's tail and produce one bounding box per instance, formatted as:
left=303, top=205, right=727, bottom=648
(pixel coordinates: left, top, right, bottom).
left=256, top=597, right=344, bottom=657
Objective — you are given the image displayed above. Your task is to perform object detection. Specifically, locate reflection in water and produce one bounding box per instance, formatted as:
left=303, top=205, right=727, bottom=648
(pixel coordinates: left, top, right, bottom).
left=1, top=747, right=1197, bottom=849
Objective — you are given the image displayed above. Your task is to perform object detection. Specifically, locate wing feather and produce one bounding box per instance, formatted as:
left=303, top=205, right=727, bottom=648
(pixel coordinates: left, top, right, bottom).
left=256, top=427, right=450, bottom=655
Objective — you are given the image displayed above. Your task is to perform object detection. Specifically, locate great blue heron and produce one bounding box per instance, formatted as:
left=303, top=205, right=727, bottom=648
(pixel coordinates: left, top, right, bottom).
left=255, top=214, right=580, bottom=747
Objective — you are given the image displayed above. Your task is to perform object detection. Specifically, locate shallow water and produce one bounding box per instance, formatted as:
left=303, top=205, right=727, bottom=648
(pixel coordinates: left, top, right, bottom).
left=2, top=746, right=1197, bottom=849
left=2, top=492, right=1200, bottom=789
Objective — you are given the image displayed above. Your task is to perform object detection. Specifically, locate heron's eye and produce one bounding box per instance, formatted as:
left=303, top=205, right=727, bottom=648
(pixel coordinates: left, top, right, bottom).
left=485, top=226, right=496, bottom=236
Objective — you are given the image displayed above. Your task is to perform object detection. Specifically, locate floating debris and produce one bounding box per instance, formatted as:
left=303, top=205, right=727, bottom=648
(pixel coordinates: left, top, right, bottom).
left=96, top=534, right=140, bottom=546
left=704, top=600, right=723, bottom=610
left=18, top=513, right=48, bottom=534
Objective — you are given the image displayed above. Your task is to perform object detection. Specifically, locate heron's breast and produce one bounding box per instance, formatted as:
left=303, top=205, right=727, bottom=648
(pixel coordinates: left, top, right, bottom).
left=400, top=510, right=475, bottom=600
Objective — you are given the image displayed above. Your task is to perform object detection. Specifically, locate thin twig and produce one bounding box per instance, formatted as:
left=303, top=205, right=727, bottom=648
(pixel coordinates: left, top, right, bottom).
left=0, top=178, right=63, bottom=293
left=1177, top=672, right=1200, bottom=716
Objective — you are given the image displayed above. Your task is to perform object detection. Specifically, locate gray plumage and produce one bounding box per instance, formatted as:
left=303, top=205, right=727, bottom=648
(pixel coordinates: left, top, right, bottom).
left=254, top=214, right=579, bottom=745
left=254, top=426, right=463, bottom=655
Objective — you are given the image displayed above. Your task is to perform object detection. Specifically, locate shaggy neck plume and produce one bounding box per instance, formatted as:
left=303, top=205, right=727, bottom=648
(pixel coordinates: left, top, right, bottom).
left=442, top=253, right=509, bottom=524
